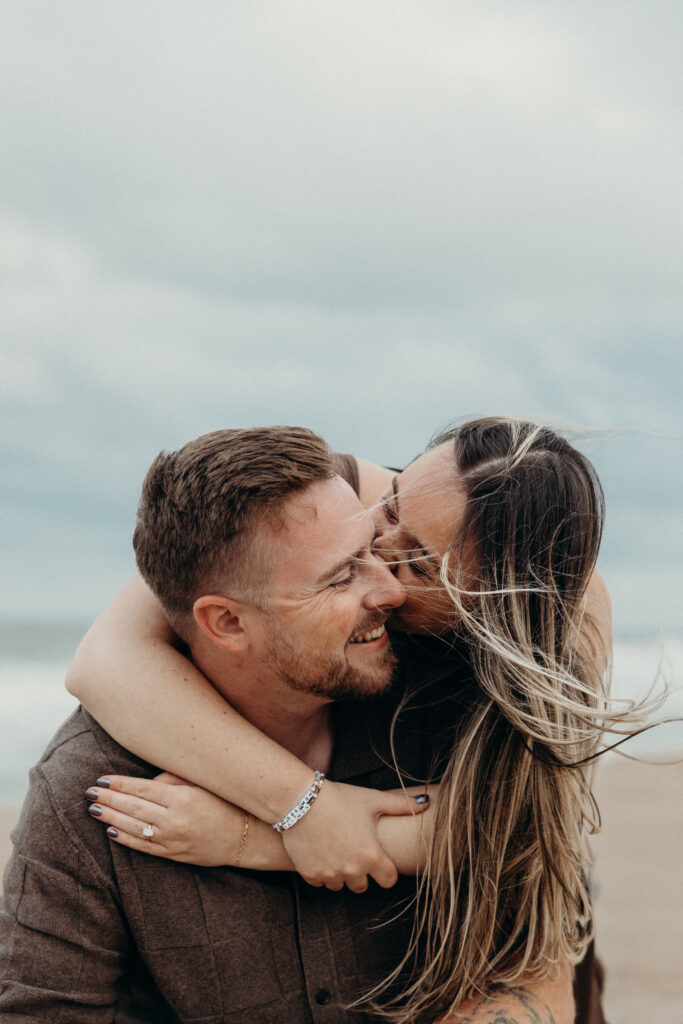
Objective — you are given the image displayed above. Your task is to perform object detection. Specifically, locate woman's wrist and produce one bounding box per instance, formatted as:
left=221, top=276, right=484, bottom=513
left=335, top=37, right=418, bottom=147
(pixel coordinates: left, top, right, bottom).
left=271, top=771, right=325, bottom=832
left=260, top=763, right=324, bottom=825
left=240, top=815, right=294, bottom=871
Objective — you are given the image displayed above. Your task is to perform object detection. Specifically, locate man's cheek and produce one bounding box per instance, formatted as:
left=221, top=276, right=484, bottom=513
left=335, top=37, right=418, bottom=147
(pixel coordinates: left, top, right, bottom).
left=329, top=602, right=359, bottom=641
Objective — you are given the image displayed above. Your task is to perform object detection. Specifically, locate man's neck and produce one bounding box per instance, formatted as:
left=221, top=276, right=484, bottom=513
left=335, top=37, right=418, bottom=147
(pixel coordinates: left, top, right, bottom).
left=242, top=697, right=334, bottom=772
left=192, top=644, right=335, bottom=771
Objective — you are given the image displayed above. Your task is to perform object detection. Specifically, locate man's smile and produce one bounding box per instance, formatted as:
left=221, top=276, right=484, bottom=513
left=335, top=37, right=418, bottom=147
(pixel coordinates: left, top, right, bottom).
left=348, top=623, right=387, bottom=645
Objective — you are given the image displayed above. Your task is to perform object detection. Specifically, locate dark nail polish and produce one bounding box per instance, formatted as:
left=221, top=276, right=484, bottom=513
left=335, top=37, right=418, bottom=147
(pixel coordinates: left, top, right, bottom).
left=88, top=804, right=103, bottom=817
left=106, top=827, right=119, bottom=838
left=415, top=794, right=430, bottom=805
left=85, top=788, right=99, bottom=800
left=96, top=777, right=111, bottom=788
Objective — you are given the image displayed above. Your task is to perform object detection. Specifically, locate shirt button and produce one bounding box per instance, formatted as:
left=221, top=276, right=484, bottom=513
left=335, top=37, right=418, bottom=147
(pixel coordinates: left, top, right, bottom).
left=315, top=988, right=332, bottom=1005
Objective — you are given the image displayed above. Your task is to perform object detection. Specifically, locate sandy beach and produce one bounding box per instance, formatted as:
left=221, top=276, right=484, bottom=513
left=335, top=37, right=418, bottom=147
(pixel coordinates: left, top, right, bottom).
left=1, top=757, right=682, bottom=1023
left=589, top=757, right=683, bottom=1023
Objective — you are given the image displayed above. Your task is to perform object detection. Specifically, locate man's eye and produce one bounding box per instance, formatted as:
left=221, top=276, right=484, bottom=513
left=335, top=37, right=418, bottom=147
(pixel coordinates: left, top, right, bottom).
left=330, top=567, right=358, bottom=589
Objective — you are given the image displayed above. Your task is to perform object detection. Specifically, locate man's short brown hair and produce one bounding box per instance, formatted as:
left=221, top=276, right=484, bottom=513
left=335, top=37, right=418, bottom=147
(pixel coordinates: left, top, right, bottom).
left=133, top=426, right=335, bottom=637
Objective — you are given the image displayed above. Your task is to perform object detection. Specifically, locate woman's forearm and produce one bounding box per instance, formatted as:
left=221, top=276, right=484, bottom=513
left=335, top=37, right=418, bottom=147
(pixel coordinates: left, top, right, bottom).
left=376, top=787, right=434, bottom=873
left=66, top=459, right=396, bottom=829
left=91, top=776, right=435, bottom=874
left=66, top=574, right=432, bottom=889
left=67, top=575, right=315, bottom=823
left=245, top=794, right=433, bottom=874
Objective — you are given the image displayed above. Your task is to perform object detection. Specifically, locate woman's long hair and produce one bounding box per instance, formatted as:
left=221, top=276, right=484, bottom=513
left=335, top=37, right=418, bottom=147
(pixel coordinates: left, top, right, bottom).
left=369, top=418, right=659, bottom=1022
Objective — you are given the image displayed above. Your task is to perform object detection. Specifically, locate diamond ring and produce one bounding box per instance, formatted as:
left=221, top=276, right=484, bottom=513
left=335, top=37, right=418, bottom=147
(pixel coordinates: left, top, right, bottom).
left=142, top=824, right=155, bottom=839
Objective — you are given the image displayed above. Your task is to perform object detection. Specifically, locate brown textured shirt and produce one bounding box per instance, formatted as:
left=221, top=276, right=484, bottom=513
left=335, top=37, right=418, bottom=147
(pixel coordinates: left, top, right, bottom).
left=0, top=685, right=434, bottom=1023
left=0, top=670, right=604, bottom=1024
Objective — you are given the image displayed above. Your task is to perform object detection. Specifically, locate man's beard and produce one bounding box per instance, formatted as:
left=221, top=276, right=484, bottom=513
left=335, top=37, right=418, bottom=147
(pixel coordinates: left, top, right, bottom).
left=262, top=620, right=398, bottom=701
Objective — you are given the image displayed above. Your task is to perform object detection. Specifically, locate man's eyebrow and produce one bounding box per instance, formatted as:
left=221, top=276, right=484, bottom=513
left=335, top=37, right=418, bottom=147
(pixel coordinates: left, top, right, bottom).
left=315, top=524, right=379, bottom=587
left=392, top=475, right=440, bottom=571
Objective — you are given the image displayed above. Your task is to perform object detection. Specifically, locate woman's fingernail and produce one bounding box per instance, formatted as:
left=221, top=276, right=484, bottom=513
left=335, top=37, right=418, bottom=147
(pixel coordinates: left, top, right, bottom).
left=88, top=804, right=103, bottom=817
left=106, top=827, right=119, bottom=838
left=85, top=788, right=99, bottom=800
left=96, top=777, right=111, bottom=788
left=415, top=794, right=430, bottom=805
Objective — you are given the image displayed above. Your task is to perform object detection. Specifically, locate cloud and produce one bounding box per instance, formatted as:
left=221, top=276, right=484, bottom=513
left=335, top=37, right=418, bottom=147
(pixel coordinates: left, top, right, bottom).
left=2, top=2, right=682, bottom=311
left=0, top=1, right=681, bottom=629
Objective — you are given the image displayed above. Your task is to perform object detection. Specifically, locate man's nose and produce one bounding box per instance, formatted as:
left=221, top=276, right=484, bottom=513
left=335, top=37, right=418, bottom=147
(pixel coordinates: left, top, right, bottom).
left=364, top=555, right=405, bottom=611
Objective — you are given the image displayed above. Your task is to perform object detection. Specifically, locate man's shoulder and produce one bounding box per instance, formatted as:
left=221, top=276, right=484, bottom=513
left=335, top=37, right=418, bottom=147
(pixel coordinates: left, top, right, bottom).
left=5, top=709, right=149, bottom=899
left=35, top=706, right=156, bottom=811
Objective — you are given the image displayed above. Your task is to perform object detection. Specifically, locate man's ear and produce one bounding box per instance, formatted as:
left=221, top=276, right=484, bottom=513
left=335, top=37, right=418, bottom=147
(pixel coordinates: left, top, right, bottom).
left=192, top=595, right=251, bottom=652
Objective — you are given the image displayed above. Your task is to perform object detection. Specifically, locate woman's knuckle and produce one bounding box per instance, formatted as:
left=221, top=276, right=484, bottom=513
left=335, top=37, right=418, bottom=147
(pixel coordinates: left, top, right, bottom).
left=178, top=789, right=192, bottom=808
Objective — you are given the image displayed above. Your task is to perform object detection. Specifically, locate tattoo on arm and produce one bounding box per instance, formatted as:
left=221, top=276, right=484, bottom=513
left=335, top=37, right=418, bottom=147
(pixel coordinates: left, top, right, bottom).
left=453, top=985, right=556, bottom=1024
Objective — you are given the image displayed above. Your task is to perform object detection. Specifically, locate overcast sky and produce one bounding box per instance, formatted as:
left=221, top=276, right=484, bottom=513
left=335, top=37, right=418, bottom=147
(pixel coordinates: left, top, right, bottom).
left=1, top=1, right=681, bottom=639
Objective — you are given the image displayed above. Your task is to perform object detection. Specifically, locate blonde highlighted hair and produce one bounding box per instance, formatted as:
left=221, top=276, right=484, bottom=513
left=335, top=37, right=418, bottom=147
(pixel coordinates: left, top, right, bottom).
left=368, top=418, right=658, bottom=1022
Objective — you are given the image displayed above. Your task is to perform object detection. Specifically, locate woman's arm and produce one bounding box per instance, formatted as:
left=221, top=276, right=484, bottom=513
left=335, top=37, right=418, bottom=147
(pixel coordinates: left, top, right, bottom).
left=67, top=575, right=318, bottom=823
left=67, top=456, right=392, bottom=809
left=67, top=460, right=411, bottom=890
left=354, top=457, right=393, bottom=508
left=67, top=576, right=423, bottom=890
left=82, top=774, right=434, bottom=877
left=580, top=566, right=612, bottom=677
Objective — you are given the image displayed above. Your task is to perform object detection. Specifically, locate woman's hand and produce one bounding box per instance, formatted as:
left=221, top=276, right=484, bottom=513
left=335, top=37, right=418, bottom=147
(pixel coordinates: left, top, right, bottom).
left=84, top=773, right=274, bottom=867
left=281, top=780, right=431, bottom=892
left=84, top=773, right=432, bottom=884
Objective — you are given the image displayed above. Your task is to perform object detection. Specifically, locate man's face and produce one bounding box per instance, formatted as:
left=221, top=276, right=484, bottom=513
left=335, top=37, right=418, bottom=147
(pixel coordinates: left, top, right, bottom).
left=252, top=476, right=405, bottom=701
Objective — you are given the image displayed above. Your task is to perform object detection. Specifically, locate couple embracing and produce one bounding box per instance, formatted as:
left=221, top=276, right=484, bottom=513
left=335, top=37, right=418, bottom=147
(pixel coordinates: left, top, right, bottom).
left=2, top=418, right=625, bottom=1023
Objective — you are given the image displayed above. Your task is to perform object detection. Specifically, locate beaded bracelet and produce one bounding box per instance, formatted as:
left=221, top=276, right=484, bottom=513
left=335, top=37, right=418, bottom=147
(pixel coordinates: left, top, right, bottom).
left=271, top=770, right=326, bottom=832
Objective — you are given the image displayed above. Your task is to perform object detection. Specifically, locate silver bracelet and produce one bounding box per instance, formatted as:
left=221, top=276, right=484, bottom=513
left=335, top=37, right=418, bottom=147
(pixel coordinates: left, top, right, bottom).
left=271, top=771, right=326, bottom=832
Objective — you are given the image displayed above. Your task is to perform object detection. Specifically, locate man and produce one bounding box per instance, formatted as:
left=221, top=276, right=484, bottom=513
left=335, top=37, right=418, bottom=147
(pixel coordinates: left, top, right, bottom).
left=0, top=426, right=575, bottom=1022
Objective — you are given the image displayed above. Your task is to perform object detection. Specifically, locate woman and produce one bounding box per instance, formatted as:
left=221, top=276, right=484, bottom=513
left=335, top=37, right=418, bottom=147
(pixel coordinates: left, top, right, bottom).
left=68, top=418, right=628, bottom=1022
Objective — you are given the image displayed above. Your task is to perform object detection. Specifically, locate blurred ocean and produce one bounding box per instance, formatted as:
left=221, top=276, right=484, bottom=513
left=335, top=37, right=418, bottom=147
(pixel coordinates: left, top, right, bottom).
left=1, top=621, right=682, bottom=804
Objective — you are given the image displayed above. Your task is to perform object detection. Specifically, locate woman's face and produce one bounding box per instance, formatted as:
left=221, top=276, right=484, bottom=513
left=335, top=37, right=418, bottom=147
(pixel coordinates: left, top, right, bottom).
left=372, top=443, right=469, bottom=635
